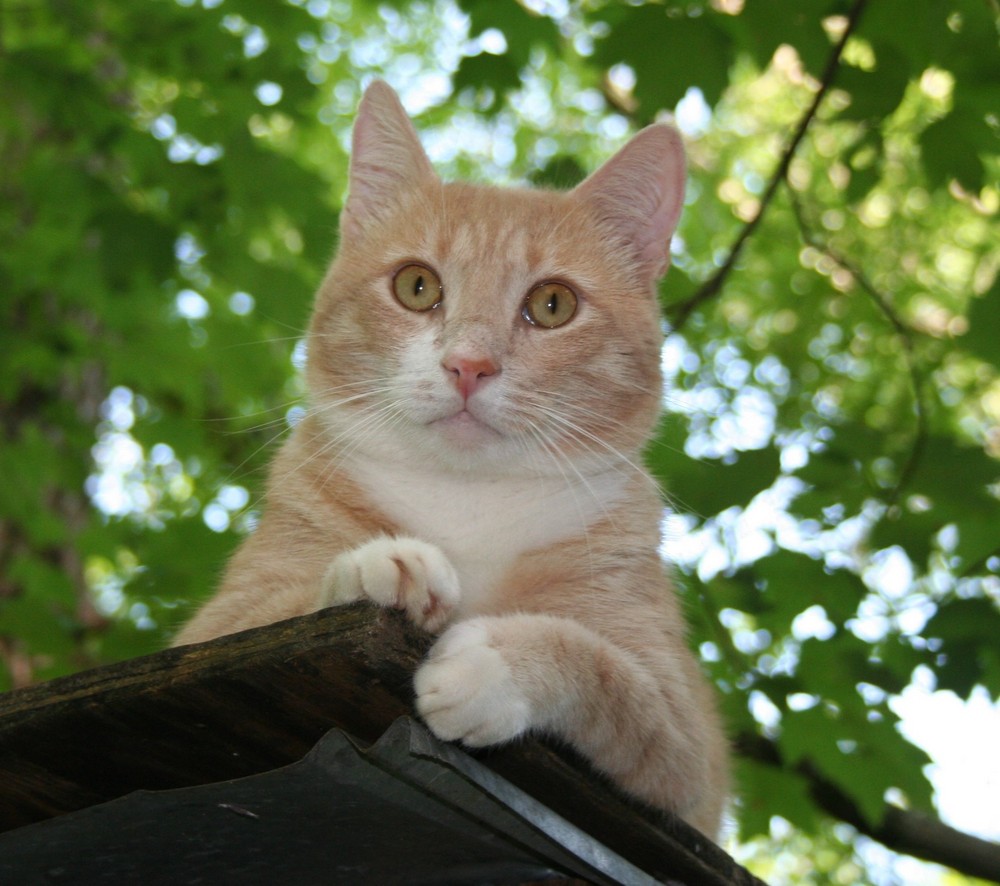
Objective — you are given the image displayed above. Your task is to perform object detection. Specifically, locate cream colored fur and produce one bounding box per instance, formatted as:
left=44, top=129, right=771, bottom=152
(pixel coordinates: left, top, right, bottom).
left=174, top=81, right=729, bottom=836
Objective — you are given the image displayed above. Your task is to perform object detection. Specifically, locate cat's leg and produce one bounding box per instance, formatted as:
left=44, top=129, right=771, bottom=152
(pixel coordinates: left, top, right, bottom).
left=320, top=536, right=460, bottom=632
left=414, top=612, right=717, bottom=825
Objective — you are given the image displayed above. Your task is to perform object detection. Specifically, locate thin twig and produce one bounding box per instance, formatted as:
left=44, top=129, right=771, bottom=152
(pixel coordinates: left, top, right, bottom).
left=667, top=0, right=871, bottom=329
left=787, top=191, right=930, bottom=507
left=959, top=545, right=1000, bottom=580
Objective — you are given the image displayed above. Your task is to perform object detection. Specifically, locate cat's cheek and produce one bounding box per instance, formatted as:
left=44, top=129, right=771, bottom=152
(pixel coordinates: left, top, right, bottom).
left=396, top=329, right=455, bottom=420
left=414, top=621, right=533, bottom=747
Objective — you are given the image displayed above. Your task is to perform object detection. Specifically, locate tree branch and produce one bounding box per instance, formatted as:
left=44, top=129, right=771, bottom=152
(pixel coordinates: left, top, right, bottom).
left=666, top=0, right=871, bottom=329
left=736, top=732, right=1000, bottom=883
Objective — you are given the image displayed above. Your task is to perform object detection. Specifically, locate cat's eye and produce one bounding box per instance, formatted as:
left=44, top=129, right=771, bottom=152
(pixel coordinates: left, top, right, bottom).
left=393, top=263, right=443, bottom=312
left=522, top=282, right=578, bottom=329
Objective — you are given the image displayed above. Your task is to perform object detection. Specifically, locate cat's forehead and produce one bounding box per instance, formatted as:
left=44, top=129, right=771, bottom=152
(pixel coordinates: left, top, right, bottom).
left=391, top=181, right=604, bottom=287
left=445, top=182, right=562, bottom=242
left=447, top=212, right=532, bottom=268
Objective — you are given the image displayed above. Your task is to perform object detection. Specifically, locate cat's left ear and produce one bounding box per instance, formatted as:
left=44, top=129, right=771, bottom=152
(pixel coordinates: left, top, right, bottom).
left=572, top=124, right=685, bottom=282
left=341, top=80, right=437, bottom=241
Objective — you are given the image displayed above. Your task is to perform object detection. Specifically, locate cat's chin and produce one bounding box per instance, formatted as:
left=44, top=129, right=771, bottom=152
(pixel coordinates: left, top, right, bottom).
left=431, top=409, right=502, bottom=445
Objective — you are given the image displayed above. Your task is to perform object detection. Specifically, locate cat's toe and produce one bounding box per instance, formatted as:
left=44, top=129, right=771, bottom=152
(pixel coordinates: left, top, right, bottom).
left=392, top=538, right=460, bottom=631
left=414, top=621, right=531, bottom=746
left=322, top=536, right=459, bottom=631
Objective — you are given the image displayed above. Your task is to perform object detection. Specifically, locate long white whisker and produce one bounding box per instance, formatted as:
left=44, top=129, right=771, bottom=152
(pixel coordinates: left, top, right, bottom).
left=526, top=404, right=661, bottom=497
left=524, top=419, right=620, bottom=523
left=308, top=400, right=401, bottom=477
left=520, top=420, right=604, bottom=582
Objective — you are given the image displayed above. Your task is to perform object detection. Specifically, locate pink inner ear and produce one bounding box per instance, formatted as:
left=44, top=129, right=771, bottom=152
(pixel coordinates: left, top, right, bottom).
left=341, top=81, right=436, bottom=240
left=641, top=165, right=685, bottom=276
left=573, top=124, right=686, bottom=281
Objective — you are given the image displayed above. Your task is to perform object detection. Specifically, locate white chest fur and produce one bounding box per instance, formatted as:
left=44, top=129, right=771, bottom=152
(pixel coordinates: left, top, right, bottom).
left=345, top=456, right=628, bottom=613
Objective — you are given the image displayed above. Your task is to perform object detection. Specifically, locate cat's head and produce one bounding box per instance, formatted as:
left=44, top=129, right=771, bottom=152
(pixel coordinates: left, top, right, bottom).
left=306, top=81, right=685, bottom=478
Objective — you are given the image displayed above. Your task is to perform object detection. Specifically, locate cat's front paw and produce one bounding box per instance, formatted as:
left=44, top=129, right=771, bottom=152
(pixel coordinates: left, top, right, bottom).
left=321, top=536, right=459, bottom=632
left=414, top=620, right=532, bottom=746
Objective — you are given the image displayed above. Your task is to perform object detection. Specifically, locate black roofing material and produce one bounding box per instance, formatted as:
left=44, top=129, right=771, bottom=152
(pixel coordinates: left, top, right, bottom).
left=0, top=718, right=656, bottom=885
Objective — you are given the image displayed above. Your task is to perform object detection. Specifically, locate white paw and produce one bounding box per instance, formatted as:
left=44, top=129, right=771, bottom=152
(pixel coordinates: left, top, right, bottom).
left=414, top=621, right=532, bottom=747
left=321, top=536, right=459, bottom=632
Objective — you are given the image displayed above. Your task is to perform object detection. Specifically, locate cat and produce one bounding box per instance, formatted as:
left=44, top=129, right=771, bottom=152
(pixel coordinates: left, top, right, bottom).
left=173, top=80, right=729, bottom=837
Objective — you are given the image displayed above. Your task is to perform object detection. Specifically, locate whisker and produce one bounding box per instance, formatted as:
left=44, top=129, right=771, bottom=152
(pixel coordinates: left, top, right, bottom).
left=309, top=398, right=411, bottom=494
left=216, top=334, right=308, bottom=351
left=220, top=419, right=298, bottom=492
left=526, top=395, right=637, bottom=435
left=526, top=404, right=661, bottom=494
left=520, top=420, right=605, bottom=582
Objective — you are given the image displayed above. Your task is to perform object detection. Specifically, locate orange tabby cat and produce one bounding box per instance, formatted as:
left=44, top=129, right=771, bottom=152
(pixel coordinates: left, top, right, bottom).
left=174, top=80, right=728, bottom=836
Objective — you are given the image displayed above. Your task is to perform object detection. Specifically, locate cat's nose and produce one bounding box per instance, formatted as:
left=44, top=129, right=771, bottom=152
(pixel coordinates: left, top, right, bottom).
left=442, top=354, right=499, bottom=401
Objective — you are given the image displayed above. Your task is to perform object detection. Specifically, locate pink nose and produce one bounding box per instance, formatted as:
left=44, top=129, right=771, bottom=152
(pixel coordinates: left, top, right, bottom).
left=442, top=355, right=499, bottom=400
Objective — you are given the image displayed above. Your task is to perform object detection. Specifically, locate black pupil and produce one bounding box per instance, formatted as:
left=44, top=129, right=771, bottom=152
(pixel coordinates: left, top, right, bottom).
left=414, top=275, right=425, bottom=296
left=546, top=292, right=558, bottom=314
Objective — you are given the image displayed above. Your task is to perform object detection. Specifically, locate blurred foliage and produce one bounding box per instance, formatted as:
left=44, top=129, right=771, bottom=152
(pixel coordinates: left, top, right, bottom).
left=1, top=0, right=998, bottom=881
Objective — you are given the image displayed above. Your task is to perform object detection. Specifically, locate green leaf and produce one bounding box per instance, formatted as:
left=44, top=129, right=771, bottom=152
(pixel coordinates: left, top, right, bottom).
left=452, top=0, right=561, bottom=105
left=878, top=637, right=932, bottom=690
left=754, top=554, right=868, bottom=628
left=128, top=514, right=239, bottom=610
left=924, top=598, right=1000, bottom=698
left=737, top=758, right=820, bottom=836
left=796, top=634, right=907, bottom=701
left=591, top=7, right=733, bottom=111
left=650, top=438, right=782, bottom=517
left=459, top=0, right=560, bottom=66
left=843, top=128, right=885, bottom=205
left=453, top=52, right=521, bottom=110
left=778, top=705, right=925, bottom=828
left=93, top=620, right=163, bottom=665
left=920, top=101, right=996, bottom=192
left=659, top=266, right=699, bottom=312
left=835, top=42, right=911, bottom=124
left=728, top=0, right=833, bottom=77
left=854, top=0, right=943, bottom=78
left=953, top=520, right=1000, bottom=574
left=529, top=155, right=586, bottom=189
left=872, top=437, right=1000, bottom=565
left=962, top=278, right=1000, bottom=369
left=790, top=425, right=888, bottom=520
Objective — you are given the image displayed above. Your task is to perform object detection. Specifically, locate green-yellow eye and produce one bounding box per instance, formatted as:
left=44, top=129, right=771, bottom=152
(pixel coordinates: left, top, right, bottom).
left=523, top=281, right=578, bottom=329
left=393, top=263, right=443, bottom=312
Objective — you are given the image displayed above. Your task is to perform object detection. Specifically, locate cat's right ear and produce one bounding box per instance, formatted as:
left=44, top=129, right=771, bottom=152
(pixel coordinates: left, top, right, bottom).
left=572, top=123, right=686, bottom=283
left=340, top=81, right=437, bottom=241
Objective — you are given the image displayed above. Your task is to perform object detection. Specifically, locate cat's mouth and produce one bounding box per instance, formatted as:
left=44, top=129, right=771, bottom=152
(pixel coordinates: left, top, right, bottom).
left=432, top=407, right=501, bottom=442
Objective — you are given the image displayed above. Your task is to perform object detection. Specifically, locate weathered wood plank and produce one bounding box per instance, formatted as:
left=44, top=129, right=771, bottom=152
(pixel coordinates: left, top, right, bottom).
left=1, top=605, right=418, bottom=825
left=0, top=605, right=764, bottom=885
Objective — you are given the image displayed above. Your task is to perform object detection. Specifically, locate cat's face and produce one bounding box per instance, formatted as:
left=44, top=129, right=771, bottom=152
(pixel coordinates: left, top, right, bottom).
left=305, top=82, right=685, bottom=479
